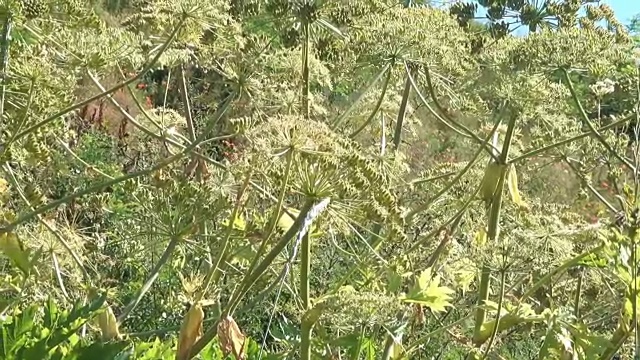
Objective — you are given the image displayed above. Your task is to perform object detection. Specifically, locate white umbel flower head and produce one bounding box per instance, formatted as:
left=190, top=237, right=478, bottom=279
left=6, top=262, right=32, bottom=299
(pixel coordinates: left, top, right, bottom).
left=589, top=78, right=615, bottom=97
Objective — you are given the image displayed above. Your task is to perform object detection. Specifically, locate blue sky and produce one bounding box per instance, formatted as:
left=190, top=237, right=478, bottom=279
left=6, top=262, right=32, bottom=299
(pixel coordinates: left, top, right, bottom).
left=604, top=0, right=640, bottom=24
left=459, top=0, right=640, bottom=36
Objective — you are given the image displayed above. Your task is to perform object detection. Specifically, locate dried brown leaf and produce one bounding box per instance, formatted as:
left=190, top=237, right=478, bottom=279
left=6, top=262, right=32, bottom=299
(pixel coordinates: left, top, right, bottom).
left=217, top=315, right=246, bottom=360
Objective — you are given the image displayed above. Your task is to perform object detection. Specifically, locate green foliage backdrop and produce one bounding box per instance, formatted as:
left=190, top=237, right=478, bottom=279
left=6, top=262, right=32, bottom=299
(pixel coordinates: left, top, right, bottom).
left=0, top=0, right=639, bottom=359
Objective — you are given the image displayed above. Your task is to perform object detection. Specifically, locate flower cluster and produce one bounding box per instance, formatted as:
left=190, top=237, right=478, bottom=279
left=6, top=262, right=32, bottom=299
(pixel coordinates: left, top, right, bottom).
left=589, top=79, right=615, bottom=97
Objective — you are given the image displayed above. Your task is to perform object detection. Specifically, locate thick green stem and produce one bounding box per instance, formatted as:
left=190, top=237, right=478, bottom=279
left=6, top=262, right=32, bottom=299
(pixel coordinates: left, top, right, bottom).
left=473, top=267, right=492, bottom=345
left=472, top=113, right=517, bottom=351
left=300, top=28, right=312, bottom=360
left=189, top=200, right=316, bottom=358
left=393, top=69, right=413, bottom=151
left=300, top=233, right=311, bottom=360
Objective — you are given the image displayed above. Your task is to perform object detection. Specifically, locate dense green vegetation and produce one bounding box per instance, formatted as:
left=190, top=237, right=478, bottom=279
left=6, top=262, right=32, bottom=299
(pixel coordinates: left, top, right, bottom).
left=2, top=0, right=640, bottom=358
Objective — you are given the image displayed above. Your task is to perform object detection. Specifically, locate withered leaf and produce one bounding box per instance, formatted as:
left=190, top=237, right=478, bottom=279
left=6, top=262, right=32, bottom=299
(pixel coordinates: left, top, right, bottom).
left=217, top=315, right=246, bottom=360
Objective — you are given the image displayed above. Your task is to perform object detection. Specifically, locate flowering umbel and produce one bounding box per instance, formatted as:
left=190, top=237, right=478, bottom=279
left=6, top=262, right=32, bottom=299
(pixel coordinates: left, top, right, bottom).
left=589, top=79, right=615, bottom=97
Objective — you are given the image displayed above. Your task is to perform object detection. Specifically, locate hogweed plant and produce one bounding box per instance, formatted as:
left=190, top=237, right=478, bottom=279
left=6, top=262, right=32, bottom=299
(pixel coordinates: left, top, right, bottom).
left=2, top=0, right=640, bottom=359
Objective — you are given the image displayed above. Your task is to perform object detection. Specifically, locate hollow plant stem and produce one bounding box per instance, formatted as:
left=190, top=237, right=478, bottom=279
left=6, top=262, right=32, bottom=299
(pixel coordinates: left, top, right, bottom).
left=393, top=68, right=412, bottom=151
left=300, top=231, right=312, bottom=360
left=188, top=200, right=316, bottom=359
left=471, top=112, right=517, bottom=351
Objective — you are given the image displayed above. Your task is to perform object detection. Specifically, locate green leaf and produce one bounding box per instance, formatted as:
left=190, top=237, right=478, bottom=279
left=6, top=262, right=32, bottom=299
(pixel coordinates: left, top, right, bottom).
left=70, top=341, right=131, bottom=360
left=386, top=269, right=403, bottom=294
left=222, top=214, right=246, bottom=231
left=401, top=269, right=455, bottom=313
left=506, top=164, right=527, bottom=208
left=44, top=297, right=59, bottom=330
left=0, top=233, right=32, bottom=276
